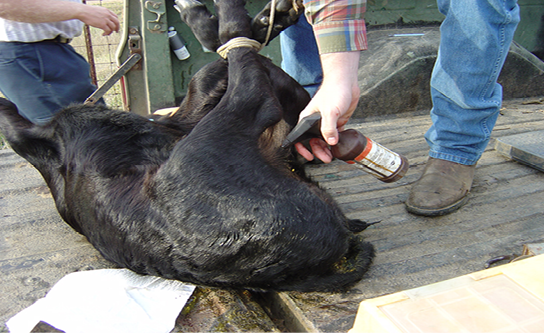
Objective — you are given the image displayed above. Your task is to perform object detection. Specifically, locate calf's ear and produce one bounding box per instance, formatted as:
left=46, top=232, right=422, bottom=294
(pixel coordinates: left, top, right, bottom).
left=0, top=98, right=32, bottom=136
left=0, top=98, right=60, bottom=166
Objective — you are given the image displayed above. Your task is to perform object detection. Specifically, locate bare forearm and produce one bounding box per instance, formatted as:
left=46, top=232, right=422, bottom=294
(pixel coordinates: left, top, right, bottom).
left=295, top=51, right=361, bottom=163
left=0, top=0, right=119, bottom=35
left=0, top=0, right=85, bottom=23
left=320, top=51, right=360, bottom=92
left=301, top=51, right=361, bottom=142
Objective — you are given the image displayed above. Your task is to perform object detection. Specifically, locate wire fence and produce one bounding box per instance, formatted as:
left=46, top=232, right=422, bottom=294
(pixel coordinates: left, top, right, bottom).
left=72, top=0, right=125, bottom=110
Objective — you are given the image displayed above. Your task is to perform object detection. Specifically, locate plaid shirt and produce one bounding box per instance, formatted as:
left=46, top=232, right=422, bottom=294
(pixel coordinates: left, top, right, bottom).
left=304, top=0, right=367, bottom=54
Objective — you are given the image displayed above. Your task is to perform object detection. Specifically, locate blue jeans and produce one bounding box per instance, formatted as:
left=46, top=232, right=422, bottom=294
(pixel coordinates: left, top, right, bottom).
left=0, top=41, right=99, bottom=125
left=280, top=0, right=520, bottom=165
left=427, top=0, right=520, bottom=165
left=280, top=15, right=322, bottom=97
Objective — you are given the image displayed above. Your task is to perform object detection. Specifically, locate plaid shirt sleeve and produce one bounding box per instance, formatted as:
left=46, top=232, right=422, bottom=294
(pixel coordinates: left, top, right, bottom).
left=303, top=0, right=367, bottom=54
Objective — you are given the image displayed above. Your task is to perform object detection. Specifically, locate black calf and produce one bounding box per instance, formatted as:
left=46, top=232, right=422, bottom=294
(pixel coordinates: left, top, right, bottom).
left=0, top=0, right=374, bottom=292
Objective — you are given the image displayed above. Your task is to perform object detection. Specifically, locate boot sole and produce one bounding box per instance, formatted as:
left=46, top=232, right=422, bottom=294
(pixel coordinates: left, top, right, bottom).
left=405, top=193, right=470, bottom=217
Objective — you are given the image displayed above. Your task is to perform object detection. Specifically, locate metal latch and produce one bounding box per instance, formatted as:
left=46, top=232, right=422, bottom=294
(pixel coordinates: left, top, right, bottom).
left=145, top=1, right=166, bottom=32
left=128, top=26, right=142, bottom=70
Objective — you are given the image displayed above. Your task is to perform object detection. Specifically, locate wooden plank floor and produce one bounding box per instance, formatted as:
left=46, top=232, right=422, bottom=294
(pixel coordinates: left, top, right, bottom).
left=281, top=97, right=544, bottom=332
left=0, top=97, right=543, bottom=332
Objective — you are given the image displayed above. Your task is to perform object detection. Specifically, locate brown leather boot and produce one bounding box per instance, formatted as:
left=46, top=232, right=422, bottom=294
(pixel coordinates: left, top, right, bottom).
left=405, top=157, right=476, bottom=216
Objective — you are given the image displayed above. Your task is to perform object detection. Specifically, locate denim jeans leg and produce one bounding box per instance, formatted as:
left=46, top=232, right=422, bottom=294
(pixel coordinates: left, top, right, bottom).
left=0, top=42, right=98, bottom=125
left=425, top=0, right=520, bottom=165
left=280, top=15, right=322, bottom=96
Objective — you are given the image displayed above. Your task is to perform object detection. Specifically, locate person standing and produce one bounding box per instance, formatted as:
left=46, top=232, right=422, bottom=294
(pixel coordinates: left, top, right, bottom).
left=0, top=0, right=120, bottom=125
left=281, top=0, right=520, bottom=216
left=405, top=0, right=520, bottom=216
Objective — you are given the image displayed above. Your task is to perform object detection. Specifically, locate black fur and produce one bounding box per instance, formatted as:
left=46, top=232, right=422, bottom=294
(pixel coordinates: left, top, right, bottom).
left=0, top=0, right=374, bottom=292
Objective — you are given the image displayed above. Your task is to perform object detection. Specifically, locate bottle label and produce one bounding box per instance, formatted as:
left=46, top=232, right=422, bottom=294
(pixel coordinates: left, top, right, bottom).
left=173, top=46, right=191, bottom=60
left=347, top=138, right=402, bottom=178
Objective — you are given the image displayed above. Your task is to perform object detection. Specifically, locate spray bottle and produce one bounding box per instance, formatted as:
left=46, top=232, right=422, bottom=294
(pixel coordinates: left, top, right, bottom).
left=281, top=113, right=409, bottom=183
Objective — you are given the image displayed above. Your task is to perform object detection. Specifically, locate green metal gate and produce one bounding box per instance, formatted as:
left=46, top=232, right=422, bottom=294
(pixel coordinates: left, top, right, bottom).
left=116, top=0, right=543, bottom=116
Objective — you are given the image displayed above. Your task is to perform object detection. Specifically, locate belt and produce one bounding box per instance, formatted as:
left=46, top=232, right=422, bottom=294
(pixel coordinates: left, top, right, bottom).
left=45, top=35, right=72, bottom=44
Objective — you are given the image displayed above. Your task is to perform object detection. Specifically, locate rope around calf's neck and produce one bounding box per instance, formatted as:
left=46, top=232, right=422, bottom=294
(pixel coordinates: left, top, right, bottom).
left=216, top=37, right=263, bottom=58
left=216, top=0, right=277, bottom=59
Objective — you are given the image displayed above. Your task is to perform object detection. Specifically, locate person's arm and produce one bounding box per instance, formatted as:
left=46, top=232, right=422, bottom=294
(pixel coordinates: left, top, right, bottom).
left=0, top=0, right=120, bottom=35
left=295, top=51, right=361, bottom=163
left=294, top=0, right=366, bottom=163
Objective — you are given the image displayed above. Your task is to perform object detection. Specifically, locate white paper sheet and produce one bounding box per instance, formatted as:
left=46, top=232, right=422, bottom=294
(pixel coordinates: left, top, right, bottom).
left=7, top=268, right=196, bottom=333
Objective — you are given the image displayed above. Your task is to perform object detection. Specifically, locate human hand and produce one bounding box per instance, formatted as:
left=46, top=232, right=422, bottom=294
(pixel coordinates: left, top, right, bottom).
left=79, top=5, right=120, bottom=36
left=294, top=51, right=361, bottom=163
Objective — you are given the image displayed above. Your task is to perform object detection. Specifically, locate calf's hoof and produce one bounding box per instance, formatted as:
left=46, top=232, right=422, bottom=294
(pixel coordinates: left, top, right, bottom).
left=251, top=0, right=303, bottom=44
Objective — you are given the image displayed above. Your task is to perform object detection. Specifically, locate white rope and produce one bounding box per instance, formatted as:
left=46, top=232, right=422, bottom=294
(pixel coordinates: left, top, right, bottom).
left=216, top=37, right=263, bottom=58
left=216, top=0, right=277, bottom=59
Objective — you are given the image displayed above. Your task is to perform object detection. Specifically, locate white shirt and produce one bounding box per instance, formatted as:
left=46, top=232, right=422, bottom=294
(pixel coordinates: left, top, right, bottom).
left=0, top=0, right=84, bottom=42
